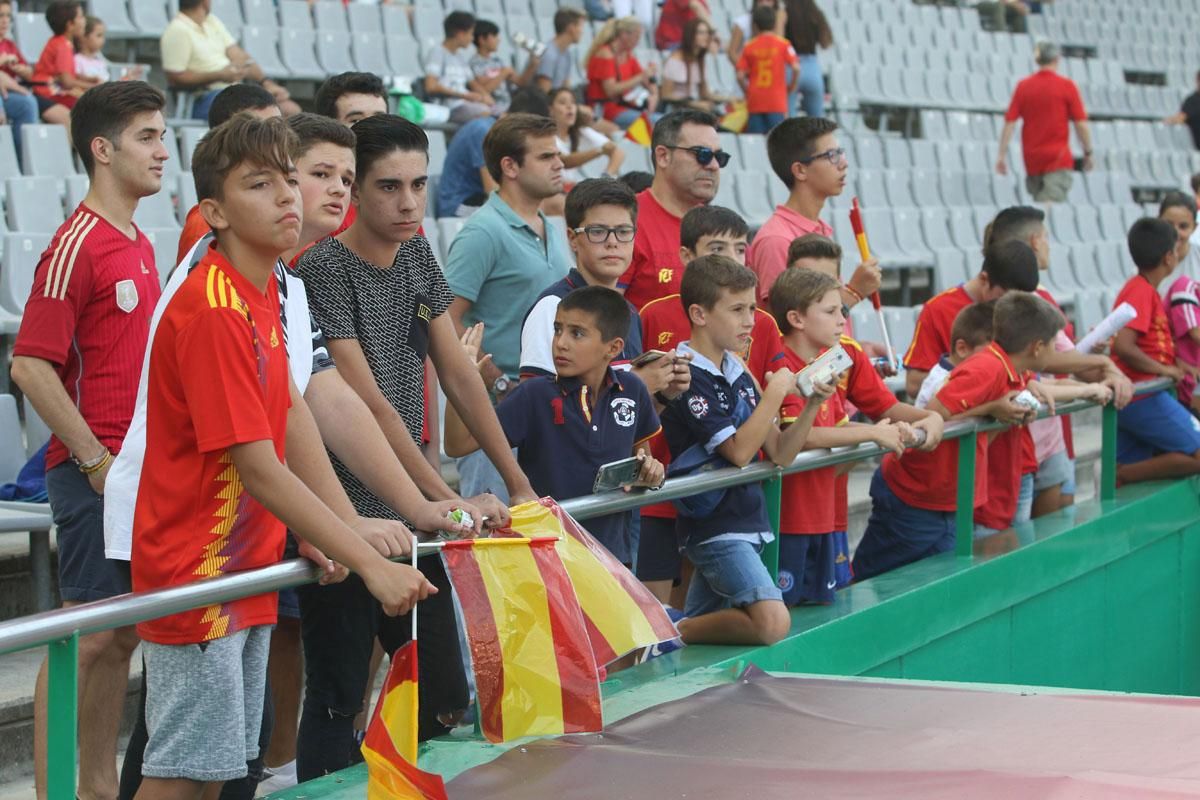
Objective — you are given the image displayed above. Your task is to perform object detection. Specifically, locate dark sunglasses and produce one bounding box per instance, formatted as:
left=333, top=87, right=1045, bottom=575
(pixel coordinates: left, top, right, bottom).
left=666, top=145, right=731, bottom=168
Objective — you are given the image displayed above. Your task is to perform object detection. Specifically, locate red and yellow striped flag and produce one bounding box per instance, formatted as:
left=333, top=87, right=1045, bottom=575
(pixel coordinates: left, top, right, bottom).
left=360, top=641, right=448, bottom=800
left=625, top=113, right=652, bottom=146
left=441, top=537, right=602, bottom=744
left=505, top=499, right=680, bottom=665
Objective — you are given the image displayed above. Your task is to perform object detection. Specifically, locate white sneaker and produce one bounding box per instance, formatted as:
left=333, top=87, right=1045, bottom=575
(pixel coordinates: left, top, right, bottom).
left=256, top=759, right=298, bottom=797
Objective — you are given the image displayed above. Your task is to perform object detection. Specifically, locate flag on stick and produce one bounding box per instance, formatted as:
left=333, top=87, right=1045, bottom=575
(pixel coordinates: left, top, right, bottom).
left=848, top=197, right=897, bottom=371
left=625, top=113, right=652, bottom=146
left=505, top=499, right=679, bottom=665
left=441, top=537, right=603, bottom=743
left=361, top=640, right=448, bottom=800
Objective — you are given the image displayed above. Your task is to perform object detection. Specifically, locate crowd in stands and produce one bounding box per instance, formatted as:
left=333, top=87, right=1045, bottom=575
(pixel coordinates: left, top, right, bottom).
left=7, top=0, right=1200, bottom=796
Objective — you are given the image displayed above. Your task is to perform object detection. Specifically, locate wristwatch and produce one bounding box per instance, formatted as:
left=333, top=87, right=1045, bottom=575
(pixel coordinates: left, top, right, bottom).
left=492, top=376, right=511, bottom=396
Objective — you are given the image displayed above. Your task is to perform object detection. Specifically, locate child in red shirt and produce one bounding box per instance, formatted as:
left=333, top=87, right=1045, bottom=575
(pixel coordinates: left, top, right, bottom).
left=853, top=292, right=1064, bottom=582
left=131, top=115, right=434, bottom=789
left=735, top=6, right=798, bottom=133
left=1111, top=217, right=1200, bottom=485
left=32, top=1, right=98, bottom=109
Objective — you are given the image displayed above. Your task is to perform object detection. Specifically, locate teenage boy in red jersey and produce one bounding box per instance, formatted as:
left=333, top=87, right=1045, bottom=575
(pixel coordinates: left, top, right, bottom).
left=736, top=6, right=798, bottom=134
left=131, top=114, right=434, bottom=794
left=853, top=292, right=1065, bottom=582
left=12, top=81, right=167, bottom=800
left=619, top=109, right=726, bottom=310
left=637, top=205, right=781, bottom=603
left=1111, top=217, right=1200, bottom=485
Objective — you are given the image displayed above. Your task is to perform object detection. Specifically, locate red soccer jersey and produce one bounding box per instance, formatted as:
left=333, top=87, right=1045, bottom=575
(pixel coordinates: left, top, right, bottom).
left=0, top=38, right=28, bottom=80
left=779, top=346, right=847, bottom=535
left=1005, top=68, right=1087, bottom=176
left=132, top=248, right=290, bottom=645
left=976, top=426, right=1026, bottom=530
left=14, top=206, right=160, bottom=470
left=32, top=34, right=74, bottom=97
left=835, top=336, right=899, bottom=529
left=903, top=285, right=973, bottom=372
left=586, top=52, right=647, bottom=122
left=1112, top=274, right=1174, bottom=384
left=620, top=189, right=686, bottom=311
left=654, top=0, right=708, bottom=50
left=736, top=34, right=798, bottom=114
left=883, top=344, right=1024, bottom=511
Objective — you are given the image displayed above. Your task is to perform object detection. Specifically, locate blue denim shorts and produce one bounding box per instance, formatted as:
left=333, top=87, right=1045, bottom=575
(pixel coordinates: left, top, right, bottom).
left=1117, top=390, right=1200, bottom=464
left=682, top=536, right=783, bottom=618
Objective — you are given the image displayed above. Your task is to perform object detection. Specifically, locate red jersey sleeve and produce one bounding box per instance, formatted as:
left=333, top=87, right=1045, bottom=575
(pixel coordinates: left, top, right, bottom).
left=13, top=246, right=94, bottom=366
left=935, top=359, right=1007, bottom=415
left=587, top=54, right=617, bottom=82
left=1121, top=279, right=1153, bottom=335
left=52, top=37, right=73, bottom=75
left=747, top=311, right=785, bottom=385
left=1066, top=80, right=1086, bottom=121
left=175, top=307, right=280, bottom=453
left=735, top=48, right=749, bottom=73
left=903, top=303, right=949, bottom=372
left=840, top=338, right=897, bottom=419
left=1004, top=80, right=1025, bottom=122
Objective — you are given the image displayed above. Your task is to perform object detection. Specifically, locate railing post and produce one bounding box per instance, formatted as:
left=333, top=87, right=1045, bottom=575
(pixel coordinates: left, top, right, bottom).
left=47, top=632, right=78, bottom=800
left=1101, top=402, right=1118, bottom=501
left=761, top=475, right=782, bottom=582
left=955, top=431, right=976, bottom=557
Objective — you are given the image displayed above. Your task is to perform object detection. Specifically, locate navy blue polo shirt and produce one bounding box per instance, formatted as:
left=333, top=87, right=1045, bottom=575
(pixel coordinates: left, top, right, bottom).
left=519, top=269, right=644, bottom=378
left=660, top=342, right=772, bottom=546
left=495, top=369, right=660, bottom=562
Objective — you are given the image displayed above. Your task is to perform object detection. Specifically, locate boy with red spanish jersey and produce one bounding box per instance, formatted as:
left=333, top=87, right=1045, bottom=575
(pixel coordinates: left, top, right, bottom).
left=131, top=115, right=434, bottom=792
left=853, top=292, right=1064, bottom=582
left=735, top=6, right=798, bottom=134
left=1110, top=218, right=1200, bottom=485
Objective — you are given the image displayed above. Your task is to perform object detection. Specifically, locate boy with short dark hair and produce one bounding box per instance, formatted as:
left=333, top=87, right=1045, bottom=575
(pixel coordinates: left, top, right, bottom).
left=735, top=5, right=798, bottom=134
left=536, top=7, right=586, bottom=92
left=663, top=256, right=829, bottom=645
left=470, top=19, right=537, bottom=112
left=425, top=10, right=494, bottom=123
left=1111, top=217, right=1200, bottom=484
left=853, top=292, right=1064, bottom=581
left=314, top=71, right=388, bottom=125
left=447, top=285, right=665, bottom=563
left=913, top=301, right=999, bottom=409
left=132, top=114, right=434, bottom=793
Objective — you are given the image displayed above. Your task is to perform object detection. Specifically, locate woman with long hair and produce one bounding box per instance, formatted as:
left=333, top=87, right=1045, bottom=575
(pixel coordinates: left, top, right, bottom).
left=783, top=0, right=832, bottom=117
left=661, top=18, right=731, bottom=112
left=550, top=87, right=625, bottom=186
left=585, top=15, right=659, bottom=127
left=728, top=0, right=786, bottom=64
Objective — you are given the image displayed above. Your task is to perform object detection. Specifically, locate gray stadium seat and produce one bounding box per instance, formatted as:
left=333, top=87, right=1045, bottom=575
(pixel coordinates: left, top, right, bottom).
left=242, top=0, right=279, bottom=28
left=90, top=0, right=139, bottom=38
left=616, top=140, right=651, bottom=173
left=921, top=208, right=955, bottom=252
left=313, top=1, right=350, bottom=32
left=883, top=139, right=911, bottom=170
left=348, top=3, right=383, bottom=34
left=280, top=29, right=325, bottom=80
left=989, top=174, right=1019, bottom=207
left=64, top=174, right=88, bottom=210
left=712, top=175, right=743, bottom=219
left=134, top=191, right=179, bottom=230
left=436, top=217, right=464, bottom=261
left=947, top=206, right=979, bottom=250
left=883, top=170, right=916, bottom=208
left=1082, top=170, right=1114, bottom=205
left=920, top=110, right=948, bottom=141
left=737, top=133, right=767, bottom=164
left=1073, top=289, right=1106, bottom=336
left=160, top=128, right=183, bottom=182
left=910, top=167, right=941, bottom=208
left=177, top=173, right=198, bottom=226
left=352, top=32, right=393, bottom=77
left=883, top=306, right=918, bottom=357
left=278, top=0, right=314, bottom=30
left=0, top=127, right=19, bottom=200
left=316, top=31, right=357, bottom=75
left=130, top=1, right=171, bottom=36
left=211, top=0, right=246, bottom=31
left=144, top=228, right=183, bottom=285
left=855, top=169, right=887, bottom=206
left=848, top=301, right=883, bottom=343
left=1074, top=206, right=1103, bottom=243
left=427, top=131, right=448, bottom=176
left=421, top=221, right=442, bottom=264
left=891, top=207, right=934, bottom=264
left=21, top=125, right=75, bottom=179
left=14, top=12, right=50, bottom=60
left=179, top=127, right=207, bottom=172
left=932, top=247, right=969, bottom=291
left=6, top=177, right=63, bottom=233
left=938, top=171, right=969, bottom=207
left=854, top=137, right=885, bottom=170
left=0, top=233, right=50, bottom=316
left=1064, top=244, right=1098, bottom=287
left=734, top=172, right=774, bottom=227
left=21, top=396, right=50, bottom=457
left=381, top=4, right=412, bottom=38
left=0, top=395, right=23, bottom=481
left=909, top=140, right=937, bottom=170
left=934, top=141, right=964, bottom=172
left=241, top=26, right=290, bottom=79
left=860, top=207, right=919, bottom=268
left=971, top=207, right=999, bottom=247
left=1095, top=241, right=1128, bottom=285
left=387, top=37, right=424, bottom=79
left=412, top=6, right=445, bottom=40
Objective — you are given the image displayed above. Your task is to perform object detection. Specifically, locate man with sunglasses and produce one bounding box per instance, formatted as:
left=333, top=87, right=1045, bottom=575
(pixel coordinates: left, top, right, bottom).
left=749, top=116, right=878, bottom=310
left=619, top=109, right=728, bottom=311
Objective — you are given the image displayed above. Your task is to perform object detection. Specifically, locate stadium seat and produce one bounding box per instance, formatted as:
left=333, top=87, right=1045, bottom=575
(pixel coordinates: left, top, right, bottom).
left=21, top=125, right=75, bottom=179
left=177, top=174, right=198, bottom=227
left=1082, top=170, right=1115, bottom=205
left=909, top=140, right=937, bottom=170
left=313, top=1, right=350, bottom=32
left=90, top=0, right=139, bottom=38
left=421, top=221, right=443, bottom=264
left=883, top=306, right=918, bottom=356
left=278, top=1, right=314, bottom=30
left=737, top=133, right=766, bottom=165
left=945, top=206, right=979, bottom=251
left=855, top=137, right=885, bottom=170
left=883, top=170, right=916, bottom=208
left=932, top=247, right=969, bottom=291
left=144, top=228, right=182, bottom=286
left=134, top=191, right=180, bottom=230
left=938, top=171, right=969, bottom=207
left=381, top=4, right=413, bottom=38
left=280, top=30, right=325, bottom=80
left=1067, top=244, right=1102, bottom=286
left=241, top=26, right=290, bottom=79
left=1074, top=206, right=1103, bottom=244
left=7, top=177, right=63, bottom=233
left=920, top=110, right=949, bottom=141
left=413, top=6, right=445, bottom=40
left=211, top=0, right=246, bottom=32
left=352, top=33, right=393, bottom=78
left=64, top=174, right=88, bottom=211
left=316, top=31, right=357, bottom=75
left=855, top=169, right=888, bottom=207
left=242, top=0, right=279, bottom=29
left=179, top=127, right=207, bottom=172
left=348, top=3, right=383, bottom=34
left=0, top=127, right=19, bottom=199
left=712, top=175, right=743, bottom=218
left=427, top=131, right=448, bottom=176
left=14, top=12, right=50, bottom=60
left=883, top=139, right=911, bottom=170
left=1072, top=289, right=1106, bottom=335
left=848, top=301, right=884, bottom=343
left=386, top=37, right=425, bottom=79
left=1095, top=241, right=1128, bottom=285
left=0, top=395, right=23, bottom=479
left=734, top=172, right=774, bottom=227
left=909, top=167, right=941, bottom=208
left=971, top=206, right=999, bottom=246
left=0, top=233, right=50, bottom=316
left=891, top=207, right=934, bottom=264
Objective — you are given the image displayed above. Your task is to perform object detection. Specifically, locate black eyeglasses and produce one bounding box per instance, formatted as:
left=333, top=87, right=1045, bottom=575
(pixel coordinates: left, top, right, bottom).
left=572, top=225, right=637, bottom=243
left=798, top=147, right=847, bottom=166
left=666, top=145, right=731, bottom=168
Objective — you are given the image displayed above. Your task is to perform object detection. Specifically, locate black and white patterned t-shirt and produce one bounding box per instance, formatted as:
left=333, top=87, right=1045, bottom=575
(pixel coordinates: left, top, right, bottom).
left=295, top=233, right=453, bottom=519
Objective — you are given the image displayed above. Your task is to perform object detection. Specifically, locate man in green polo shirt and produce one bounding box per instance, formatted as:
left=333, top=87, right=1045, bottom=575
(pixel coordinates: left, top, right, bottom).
left=445, top=112, right=573, bottom=498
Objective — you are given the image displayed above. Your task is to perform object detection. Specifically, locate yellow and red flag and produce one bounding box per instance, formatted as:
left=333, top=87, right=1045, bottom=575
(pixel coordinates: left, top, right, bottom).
left=441, top=536, right=603, bottom=744
left=625, top=113, right=652, bottom=146
left=360, top=641, right=448, bottom=800
left=505, top=499, right=680, bottom=665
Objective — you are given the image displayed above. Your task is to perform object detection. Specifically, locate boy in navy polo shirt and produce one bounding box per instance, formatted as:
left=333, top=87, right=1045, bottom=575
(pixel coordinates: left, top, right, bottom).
left=663, top=256, right=831, bottom=647
left=447, top=285, right=665, bottom=563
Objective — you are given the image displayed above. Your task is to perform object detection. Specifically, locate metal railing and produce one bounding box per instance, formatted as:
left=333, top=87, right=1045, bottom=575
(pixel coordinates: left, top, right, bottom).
left=0, top=377, right=1170, bottom=799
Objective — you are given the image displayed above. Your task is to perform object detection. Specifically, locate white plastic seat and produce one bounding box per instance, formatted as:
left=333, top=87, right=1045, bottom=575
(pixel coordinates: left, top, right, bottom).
left=6, top=177, right=63, bottom=233
left=21, top=125, right=75, bottom=179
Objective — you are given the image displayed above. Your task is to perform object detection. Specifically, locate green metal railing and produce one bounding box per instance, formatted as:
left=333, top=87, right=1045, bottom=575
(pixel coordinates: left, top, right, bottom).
left=0, top=377, right=1169, bottom=798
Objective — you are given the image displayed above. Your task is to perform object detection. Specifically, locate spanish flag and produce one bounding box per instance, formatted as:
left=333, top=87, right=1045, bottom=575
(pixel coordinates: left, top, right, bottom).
left=360, top=641, right=448, bottom=800
left=505, top=499, right=680, bottom=664
left=625, top=113, right=652, bottom=147
left=441, top=537, right=602, bottom=743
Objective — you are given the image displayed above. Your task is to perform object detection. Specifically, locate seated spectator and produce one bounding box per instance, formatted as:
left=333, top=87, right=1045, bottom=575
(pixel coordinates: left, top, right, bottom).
left=0, top=0, right=53, bottom=147
left=1163, top=70, right=1200, bottom=149
left=448, top=286, right=665, bottom=564
left=736, top=6, right=798, bottom=133
left=853, top=292, right=1063, bottom=582
left=33, top=2, right=99, bottom=110
left=912, top=302, right=996, bottom=410
left=536, top=7, right=586, bottom=92
left=424, top=11, right=495, bottom=124
left=436, top=87, right=549, bottom=219
left=977, top=0, right=1031, bottom=33
left=161, top=0, right=297, bottom=121
left=782, top=0, right=832, bottom=118
left=75, top=16, right=111, bottom=83
left=727, top=0, right=785, bottom=65
left=586, top=16, right=659, bottom=128
left=655, top=0, right=714, bottom=51
left=470, top=19, right=538, bottom=113
left=1161, top=192, right=1200, bottom=411
left=550, top=88, right=623, bottom=187
left=315, top=71, right=389, bottom=126
left=661, top=19, right=732, bottom=114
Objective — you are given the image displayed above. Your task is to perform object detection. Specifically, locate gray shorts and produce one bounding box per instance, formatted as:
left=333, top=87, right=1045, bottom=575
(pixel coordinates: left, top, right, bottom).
left=1034, top=449, right=1074, bottom=491
left=1026, top=169, right=1073, bottom=203
left=142, top=625, right=271, bottom=782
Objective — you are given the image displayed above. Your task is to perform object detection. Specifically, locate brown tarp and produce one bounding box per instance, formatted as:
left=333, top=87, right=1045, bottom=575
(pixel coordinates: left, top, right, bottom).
left=447, top=669, right=1200, bottom=799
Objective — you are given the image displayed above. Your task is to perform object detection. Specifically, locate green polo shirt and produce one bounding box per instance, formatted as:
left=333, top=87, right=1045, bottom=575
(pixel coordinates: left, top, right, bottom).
left=444, top=192, right=572, bottom=378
